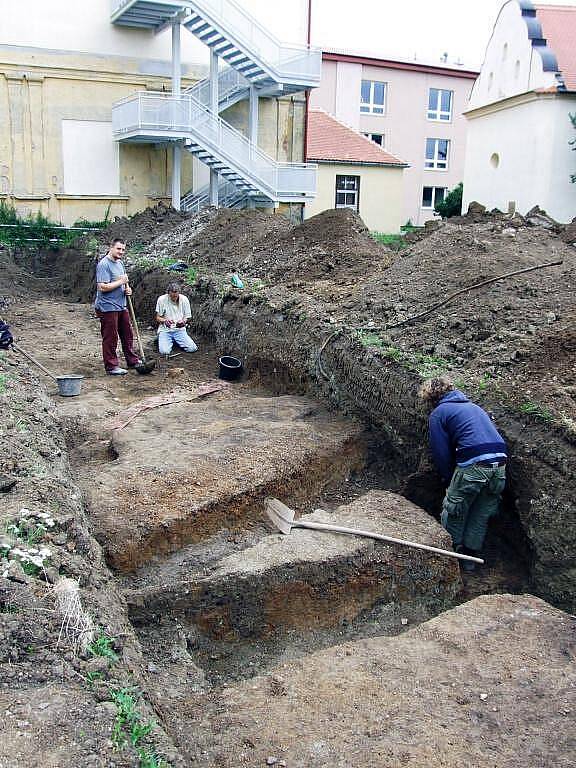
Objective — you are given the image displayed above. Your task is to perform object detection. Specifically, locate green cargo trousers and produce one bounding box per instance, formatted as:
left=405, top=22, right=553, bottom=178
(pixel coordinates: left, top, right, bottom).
left=441, top=463, right=506, bottom=552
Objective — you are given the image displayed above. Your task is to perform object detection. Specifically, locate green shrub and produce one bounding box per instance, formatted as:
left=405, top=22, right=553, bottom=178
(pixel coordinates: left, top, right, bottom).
left=435, top=182, right=463, bottom=218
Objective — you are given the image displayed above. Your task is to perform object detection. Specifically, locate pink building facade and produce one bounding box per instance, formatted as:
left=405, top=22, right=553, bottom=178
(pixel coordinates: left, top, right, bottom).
left=310, top=52, right=478, bottom=226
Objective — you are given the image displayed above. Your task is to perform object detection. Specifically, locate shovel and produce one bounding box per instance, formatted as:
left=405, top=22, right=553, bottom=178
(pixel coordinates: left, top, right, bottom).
left=126, top=294, right=155, bottom=374
left=265, top=498, right=484, bottom=565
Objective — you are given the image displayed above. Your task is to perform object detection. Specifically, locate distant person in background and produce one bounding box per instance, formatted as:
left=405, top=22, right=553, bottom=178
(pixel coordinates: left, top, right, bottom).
left=94, top=238, right=141, bottom=375
left=418, top=376, right=507, bottom=572
left=155, top=282, right=198, bottom=356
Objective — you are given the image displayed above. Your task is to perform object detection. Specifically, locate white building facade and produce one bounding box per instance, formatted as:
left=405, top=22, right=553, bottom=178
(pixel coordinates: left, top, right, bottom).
left=462, top=0, right=576, bottom=223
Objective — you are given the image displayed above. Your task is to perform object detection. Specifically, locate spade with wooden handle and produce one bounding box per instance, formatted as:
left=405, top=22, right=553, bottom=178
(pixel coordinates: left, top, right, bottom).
left=265, top=498, right=484, bottom=565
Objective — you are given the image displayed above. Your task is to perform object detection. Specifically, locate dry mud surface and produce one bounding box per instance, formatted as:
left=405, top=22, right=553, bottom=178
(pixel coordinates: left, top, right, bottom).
left=1, top=204, right=576, bottom=767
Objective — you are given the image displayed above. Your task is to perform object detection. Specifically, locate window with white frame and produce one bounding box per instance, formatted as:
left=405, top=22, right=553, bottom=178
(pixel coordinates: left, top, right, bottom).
left=360, top=80, right=386, bottom=114
left=335, top=175, right=360, bottom=211
left=427, top=88, right=453, bottom=121
left=363, top=132, right=384, bottom=147
left=425, top=138, right=449, bottom=170
left=422, top=186, right=447, bottom=209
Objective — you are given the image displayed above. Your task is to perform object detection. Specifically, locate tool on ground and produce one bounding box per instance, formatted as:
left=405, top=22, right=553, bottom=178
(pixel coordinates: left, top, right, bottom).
left=126, top=294, right=155, bottom=374
left=265, top=498, right=484, bottom=565
left=10, top=341, right=84, bottom=397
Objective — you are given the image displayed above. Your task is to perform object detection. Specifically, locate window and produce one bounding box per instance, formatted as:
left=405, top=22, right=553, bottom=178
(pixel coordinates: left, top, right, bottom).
left=361, top=80, right=386, bottom=114
left=425, top=138, right=450, bottom=170
left=427, top=88, right=453, bottom=121
left=363, top=132, right=384, bottom=147
left=422, top=186, right=447, bottom=209
left=335, top=175, right=360, bottom=211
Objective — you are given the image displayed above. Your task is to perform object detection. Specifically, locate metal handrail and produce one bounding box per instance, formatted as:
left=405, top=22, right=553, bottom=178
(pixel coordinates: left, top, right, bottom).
left=183, top=0, right=321, bottom=80
left=112, top=92, right=316, bottom=198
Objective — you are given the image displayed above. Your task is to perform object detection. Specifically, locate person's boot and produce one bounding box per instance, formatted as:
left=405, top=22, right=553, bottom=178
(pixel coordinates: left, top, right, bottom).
left=455, top=544, right=478, bottom=573
left=460, top=545, right=481, bottom=574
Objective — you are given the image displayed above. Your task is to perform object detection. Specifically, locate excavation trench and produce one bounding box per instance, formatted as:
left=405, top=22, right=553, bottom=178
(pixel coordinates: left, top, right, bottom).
left=7, top=283, right=530, bottom=697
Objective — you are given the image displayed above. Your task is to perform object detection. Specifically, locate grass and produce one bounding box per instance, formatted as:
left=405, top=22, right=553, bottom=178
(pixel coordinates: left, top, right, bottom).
left=185, top=266, right=198, bottom=285
left=0, top=200, right=107, bottom=249
left=519, top=401, right=553, bottom=422
left=109, top=688, right=169, bottom=767
left=88, top=631, right=119, bottom=663
left=0, top=373, right=7, bottom=394
left=371, top=232, right=409, bottom=250
left=356, top=329, right=387, bottom=348
left=355, top=333, right=450, bottom=377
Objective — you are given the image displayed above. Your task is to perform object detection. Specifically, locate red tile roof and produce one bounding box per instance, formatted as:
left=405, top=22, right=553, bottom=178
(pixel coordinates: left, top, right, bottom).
left=306, top=110, right=407, bottom=166
left=535, top=4, right=576, bottom=91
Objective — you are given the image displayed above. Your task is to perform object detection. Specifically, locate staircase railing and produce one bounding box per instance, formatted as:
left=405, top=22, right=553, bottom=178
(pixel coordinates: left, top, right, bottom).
left=184, top=67, right=249, bottom=110
left=183, top=0, right=321, bottom=82
left=112, top=92, right=316, bottom=199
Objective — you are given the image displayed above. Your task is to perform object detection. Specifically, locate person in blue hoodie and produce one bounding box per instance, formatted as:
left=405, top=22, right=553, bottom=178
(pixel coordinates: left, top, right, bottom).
left=418, top=376, right=507, bottom=572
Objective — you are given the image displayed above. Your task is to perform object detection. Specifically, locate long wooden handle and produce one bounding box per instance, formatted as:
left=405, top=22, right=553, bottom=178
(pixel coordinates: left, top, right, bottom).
left=126, top=294, right=146, bottom=361
left=12, top=343, right=58, bottom=381
left=295, top=518, right=484, bottom=564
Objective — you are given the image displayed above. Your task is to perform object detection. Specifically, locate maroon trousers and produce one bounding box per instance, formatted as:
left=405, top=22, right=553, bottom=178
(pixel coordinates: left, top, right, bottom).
left=96, top=309, right=140, bottom=371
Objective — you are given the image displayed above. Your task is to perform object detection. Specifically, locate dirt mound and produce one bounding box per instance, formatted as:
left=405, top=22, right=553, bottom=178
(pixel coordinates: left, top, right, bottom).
left=140, top=207, right=218, bottom=263
left=245, top=208, right=393, bottom=284
left=171, top=208, right=293, bottom=273
left=98, top=202, right=190, bottom=247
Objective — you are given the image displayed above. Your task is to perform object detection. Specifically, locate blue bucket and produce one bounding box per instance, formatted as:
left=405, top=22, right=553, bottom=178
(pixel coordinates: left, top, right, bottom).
left=56, top=375, right=84, bottom=397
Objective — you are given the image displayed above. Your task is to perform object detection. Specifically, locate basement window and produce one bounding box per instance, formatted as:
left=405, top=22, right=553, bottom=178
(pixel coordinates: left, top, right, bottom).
left=360, top=80, right=386, bottom=115
left=425, top=138, right=450, bottom=170
left=335, top=175, right=360, bottom=212
left=428, top=88, right=453, bottom=121
left=422, top=186, right=446, bottom=209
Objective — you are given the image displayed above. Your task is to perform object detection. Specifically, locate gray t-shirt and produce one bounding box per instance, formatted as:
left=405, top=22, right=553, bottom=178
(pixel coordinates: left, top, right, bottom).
left=95, top=256, right=127, bottom=312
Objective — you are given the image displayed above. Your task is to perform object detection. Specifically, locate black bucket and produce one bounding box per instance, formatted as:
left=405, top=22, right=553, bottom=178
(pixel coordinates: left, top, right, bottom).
left=218, top=355, right=243, bottom=382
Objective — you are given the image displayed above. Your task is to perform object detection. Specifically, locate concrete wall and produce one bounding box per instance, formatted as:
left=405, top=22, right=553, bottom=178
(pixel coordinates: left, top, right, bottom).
left=311, top=58, right=475, bottom=226
left=463, top=93, right=576, bottom=223
left=305, top=162, right=404, bottom=233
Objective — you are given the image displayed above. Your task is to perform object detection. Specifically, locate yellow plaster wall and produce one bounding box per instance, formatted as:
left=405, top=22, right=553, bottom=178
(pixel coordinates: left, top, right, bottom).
left=304, top=163, right=405, bottom=233
left=0, top=48, right=196, bottom=224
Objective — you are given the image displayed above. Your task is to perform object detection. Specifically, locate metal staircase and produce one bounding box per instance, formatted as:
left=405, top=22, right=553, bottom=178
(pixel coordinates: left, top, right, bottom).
left=110, top=0, right=320, bottom=210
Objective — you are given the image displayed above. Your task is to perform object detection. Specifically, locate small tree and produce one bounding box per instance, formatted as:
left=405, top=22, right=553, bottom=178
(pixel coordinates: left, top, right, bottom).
left=435, top=182, right=463, bottom=218
left=570, top=113, right=576, bottom=183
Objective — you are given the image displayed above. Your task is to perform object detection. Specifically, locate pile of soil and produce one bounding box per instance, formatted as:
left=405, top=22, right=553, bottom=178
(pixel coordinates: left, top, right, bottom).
left=244, top=207, right=393, bottom=284
left=97, top=202, right=190, bottom=248
left=170, top=208, right=293, bottom=273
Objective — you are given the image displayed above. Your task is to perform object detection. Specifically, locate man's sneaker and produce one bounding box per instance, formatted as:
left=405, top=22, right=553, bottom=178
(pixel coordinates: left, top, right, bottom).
left=107, top=367, right=128, bottom=375
left=127, top=359, right=143, bottom=368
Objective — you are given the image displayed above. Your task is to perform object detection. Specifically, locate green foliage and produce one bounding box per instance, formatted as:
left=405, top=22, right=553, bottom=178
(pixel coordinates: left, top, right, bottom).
left=138, top=749, right=170, bottom=768
left=185, top=266, right=198, bottom=284
left=109, top=688, right=167, bottom=767
left=371, top=232, right=409, bottom=250
left=0, top=373, right=7, bottom=393
left=570, top=113, right=576, bottom=183
left=435, top=182, right=463, bottom=218
left=519, top=401, right=553, bottom=422
left=159, top=257, right=177, bottom=268
left=88, top=631, right=119, bottom=663
left=0, top=200, right=106, bottom=249
left=356, top=329, right=387, bottom=348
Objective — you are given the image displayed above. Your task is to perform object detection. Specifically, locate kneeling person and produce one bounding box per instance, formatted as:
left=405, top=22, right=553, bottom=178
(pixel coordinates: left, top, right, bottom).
left=155, top=282, right=198, bottom=355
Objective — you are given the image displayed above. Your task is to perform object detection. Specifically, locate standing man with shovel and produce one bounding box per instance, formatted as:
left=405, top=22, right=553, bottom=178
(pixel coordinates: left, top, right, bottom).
left=95, top=238, right=141, bottom=375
